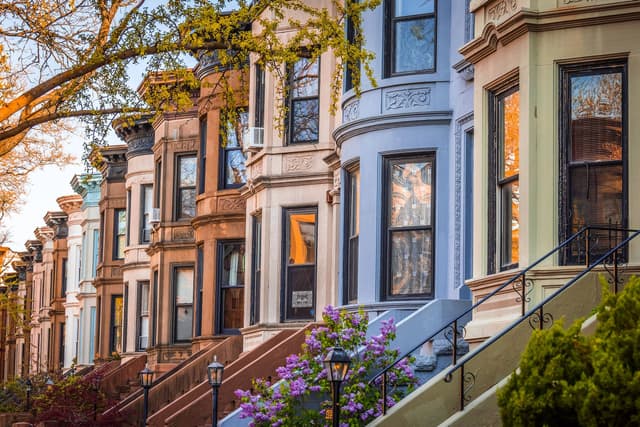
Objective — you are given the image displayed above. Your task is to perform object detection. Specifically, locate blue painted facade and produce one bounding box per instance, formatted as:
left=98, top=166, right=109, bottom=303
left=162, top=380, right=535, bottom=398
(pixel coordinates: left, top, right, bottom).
left=334, top=0, right=474, bottom=310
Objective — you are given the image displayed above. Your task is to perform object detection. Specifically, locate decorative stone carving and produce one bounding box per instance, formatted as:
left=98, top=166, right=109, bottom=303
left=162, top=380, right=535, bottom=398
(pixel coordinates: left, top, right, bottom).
left=285, top=155, right=313, bottom=172
left=384, top=87, right=431, bottom=110
left=172, top=227, right=194, bottom=241
left=486, top=0, right=518, bottom=25
left=343, top=100, right=360, bottom=122
left=173, top=140, right=197, bottom=151
left=218, top=197, right=245, bottom=211
left=252, top=162, right=263, bottom=178
left=454, top=113, right=474, bottom=290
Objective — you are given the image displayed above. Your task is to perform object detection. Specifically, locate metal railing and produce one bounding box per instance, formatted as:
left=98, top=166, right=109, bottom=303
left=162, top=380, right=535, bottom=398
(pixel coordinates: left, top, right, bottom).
left=369, top=226, right=638, bottom=416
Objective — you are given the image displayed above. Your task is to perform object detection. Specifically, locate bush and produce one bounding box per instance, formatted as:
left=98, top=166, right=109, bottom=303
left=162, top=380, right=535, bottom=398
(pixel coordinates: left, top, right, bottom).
left=235, top=306, right=416, bottom=426
left=498, top=275, right=640, bottom=427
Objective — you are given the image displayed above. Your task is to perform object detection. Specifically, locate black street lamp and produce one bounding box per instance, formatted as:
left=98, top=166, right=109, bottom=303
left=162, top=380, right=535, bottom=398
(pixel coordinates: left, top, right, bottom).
left=207, top=357, right=224, bottom=427
left=91, top=374, right=102, bottom=421
left=25, top=378, right=32, bottom=412
left=324, top=347, right=351, bottom=427
left=139, top=365, right=154, bottom=427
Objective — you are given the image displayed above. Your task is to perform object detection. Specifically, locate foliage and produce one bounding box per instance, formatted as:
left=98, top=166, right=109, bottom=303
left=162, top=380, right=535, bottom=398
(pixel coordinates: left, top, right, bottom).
left=235, top=306, right=416, bottom=426
left=498, top=275, right=640, bottom=427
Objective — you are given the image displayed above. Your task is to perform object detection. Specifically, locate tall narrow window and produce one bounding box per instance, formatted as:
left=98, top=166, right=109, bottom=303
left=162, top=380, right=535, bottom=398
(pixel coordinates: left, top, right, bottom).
left=173, top=266, right=194, bottom=342
left=489, top=86, right=520, bottom=273
left=137, top=281, right=149, bottom=351
left=220, top=110, right=249, bottom=189
left=198, top=118, right=207, bottom=195
left=217, top=241, right=245, bottom=334
left=250, top=215, right=262, bottom=326
left=464, top=130, right=474, bottom=282
left=175, top=155, right=196, bottom=220
left=61, top=258, right=68, bottom=296
left=109, top=295, right=123, bottom=354
left=287, top=57, right=320, bottom=144
left=126, top=189, right=131, bottom=246
left=254, top=65, right=265, bottom=129
left=140, top=185, right=153, bottom=243
left=344, top=3, right=360, bottom=92
left=89, top=306, right=95, bottom=363
left=560, top=61, right=626, bottom=264
left=343, top=166, right=360, bottom=304
left=114, top=209, right=126, bottom=260
left=386, top=0, right=436, bottom=76
left=282, top=208, right=317, bottom=321
left=99, top=213, right=105, bottom=263
left=154, top=160, right=162, bottom=210
left=151, top=270, right=158, bottom=347
left=383, top=155, right=435, bottom=299
left=195, top=245, right=203, bottom=336
left=464, top=0, right=474, bottom=43
left=123, top=284, right=128, bottom=353
left=59, top=323, right=65, bottom=368
left=92, top=229, right=99, bottom=277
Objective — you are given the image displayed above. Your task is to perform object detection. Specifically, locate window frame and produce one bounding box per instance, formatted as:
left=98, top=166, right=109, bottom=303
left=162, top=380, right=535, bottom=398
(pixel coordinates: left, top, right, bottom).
left=254, top=64, right=266, bottom=129
left=195, top=245, right=203, bottom=337
left=174, top=153, right=197, bottom=221
left=139, top=184, right=153, bottom=244
left=286, top=56, right=321, bottom=145
left=109, top=294, right=123, bottom=354
left=281, top=207, right=318, bottom=322
left=172, top=264, right=195, bottom=343
left=219, top=109, right=249, bottom=190
left=198, top=117, right=207, bottom=195
left=488, top=82, right=520, bottom=274
left=342, top=162, right=360, bottom=305
left=381, top=153, right=436, bottom=301
left=216, top=240, right=245, bottom=335
left=558, top=59, right=628, bottom=264
left=384, top=0, right=438, bottom=77
left=113, top=208, right=127, bottom=260
left=136, top=280, right=150, bottom=351
left=249, top=214, right=262, bottom=326
left=344, top=3, right=360, bottom=92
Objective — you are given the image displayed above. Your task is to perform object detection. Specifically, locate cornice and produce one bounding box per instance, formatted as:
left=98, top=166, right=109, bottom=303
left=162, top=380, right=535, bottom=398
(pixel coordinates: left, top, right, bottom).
left=57, top=195, right=83, bottom=214
left=113, top=114, right=155, bottom=159
left=44, top=211, right=68, bottom=239
left=34, top=227, right=54, bottom=243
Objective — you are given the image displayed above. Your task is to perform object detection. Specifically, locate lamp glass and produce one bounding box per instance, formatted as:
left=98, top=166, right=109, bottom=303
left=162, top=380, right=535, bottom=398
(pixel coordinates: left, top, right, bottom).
left=207, top=361, right=224, bottom=387
left=139, top=366, right=154, bottom=387
left=323, top=347, right=351, bottom=383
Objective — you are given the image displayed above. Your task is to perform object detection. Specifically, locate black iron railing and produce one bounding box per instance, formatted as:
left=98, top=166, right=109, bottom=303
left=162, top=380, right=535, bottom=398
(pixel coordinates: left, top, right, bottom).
left=369, top=226, right=637, bottom=416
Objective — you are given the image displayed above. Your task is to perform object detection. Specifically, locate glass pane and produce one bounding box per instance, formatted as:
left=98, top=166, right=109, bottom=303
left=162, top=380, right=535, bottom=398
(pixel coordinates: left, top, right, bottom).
left=570, top=72, right=622, bottom=162
left=117, top=210, right=127, bottom=234
left=500, top=180, right=520, bottom=267
left=179, top=156, right=197, bottom=186
left=285, top=265, right=315, bottom=320
left=569, top=164, right=623, bottom=230
left=175, top=268, right=193, bottom=304
left=222, top=287, right=244, bottom=330
left=349, top=169, right=360, bottom=235
left=225, top=149, right=248, bottom=186
left=291, top=99, right=319, bottom=143
left=140, top=282, right=149, bottom=313
left=221, top=243, right=245, bottom=287
left=225, top=111, right=249, bottom=149
left=394, top=18, right=435, bottom=73
left=500, top=90, right=520, bottom=178
left=389, top=230, right=432, bottom=296
left=117, top=235, right=126, bottom=259
left=175, top=306, right=193, bottom=341
left=292, top=58, right=319, bottom=98
left=389, top=160, right=433, bottom=227
left=395, top=0, right=434, bottom=16
left=113, top=296, right=123, bottom=327
left=288, top=213, right=316, bottom=264
left=347, top=236, right=359, bottom=304
left=180, top=188, right=196, bottom=218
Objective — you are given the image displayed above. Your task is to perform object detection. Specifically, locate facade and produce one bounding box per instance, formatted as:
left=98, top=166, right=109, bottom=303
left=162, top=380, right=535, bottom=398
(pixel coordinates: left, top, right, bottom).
left=93, top=145, right=127, bottom=360
left=114, top=117, right=155, bottom=360
left=241, top=0, right=342, bottom=350
left=70, top=173, right=101, bottom=366
left=57, top=195, right=84, bottom=370
left=25, top=238, right=43, bottom=374
left=333, top=0, right=474, bottom=312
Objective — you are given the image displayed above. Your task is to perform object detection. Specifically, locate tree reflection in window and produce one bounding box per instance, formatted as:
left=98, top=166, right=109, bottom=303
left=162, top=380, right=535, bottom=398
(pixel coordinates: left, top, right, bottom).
left=221, top=109, right=248, bottom=189
left=386, top=157, right=434, bottom=298
left=287, top=57, right=319, bottom=144
left=389, top=0, right=436, bottom=75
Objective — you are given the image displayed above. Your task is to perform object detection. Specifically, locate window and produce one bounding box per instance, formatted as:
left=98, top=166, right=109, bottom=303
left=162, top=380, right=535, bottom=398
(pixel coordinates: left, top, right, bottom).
left=151, top=270, right=158, bottom=347
left=217, top=241, right=245, bottom=334
left=385, top=0, right=436, bottom=76
left=99, top=213, right=104, bottom=263
left=195, top=245, right=203, bottom=336
left=488, top=86, right=520, bottom=273
left=287, top=57, right=320, bottom=144
left=343, top=166, right=360, bottom=304
left=173, top=266, right=194, bottom=342
left=123, top=284, right=128, bottom=353
left=560, top=60, right=627, bottom=264
left=383, top=155, right=435, bottom=299
left=464, top=130, right=474, bottom=281
left=198, top=118, right=207, bottom=195
left=110, top=295, right=123, bottom=354
left=220, top=110, right=249, bottom=189
left=175, top=155, right=196, bottom=220
left=126, top=189, right=131, bottom=246
left=154, top=160, right=162, bottom=210
left=89, top=306, right=95, bottom=363
left=140, top=185, right=153, bottom=243
left=114, top=209, right=126, bottom=260
left=61, top=258, right=68, bottom=296
left=59, top=322, right=65, bottom=368
left=254, top=65, right=265, bottom=129
left=282, top=208, right=317, bottom=321
left=464, top=0, right=474, bottom=43
left=250, top=215, right=262, bottom=325
left=344, top=3, right=360, bottom=92
left=137, top=281, right=150, bottom=351
left=92, top=229, right=99, bottom=277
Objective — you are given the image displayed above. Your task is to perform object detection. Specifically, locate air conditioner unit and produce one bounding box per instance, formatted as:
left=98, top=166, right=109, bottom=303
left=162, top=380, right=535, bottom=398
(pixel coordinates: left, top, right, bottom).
left=243, top=127, right=264, bottom=151
left=150, top=208, right=161, bottom=225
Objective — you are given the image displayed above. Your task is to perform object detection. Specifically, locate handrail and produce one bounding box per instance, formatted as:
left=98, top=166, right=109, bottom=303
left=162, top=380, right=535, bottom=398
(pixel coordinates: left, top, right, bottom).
left=442, top=228, right=640, bottom=388
left=369, top=225, right=636, bottom=415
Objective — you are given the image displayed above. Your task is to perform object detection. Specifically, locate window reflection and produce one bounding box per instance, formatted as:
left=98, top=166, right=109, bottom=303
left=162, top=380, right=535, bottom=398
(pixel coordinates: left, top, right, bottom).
left=390, top=0, right=436, bottom=75
left=288, top=58, right=320, bottom=144
left=222, top=110, right=248, bottom=188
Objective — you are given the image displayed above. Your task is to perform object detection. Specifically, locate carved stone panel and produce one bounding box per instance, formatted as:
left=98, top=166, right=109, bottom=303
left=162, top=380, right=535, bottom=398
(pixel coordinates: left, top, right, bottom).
left=284, top=155, right=313, bottom=172
left=172, top=226, right=194, bottom=241
left=172, top=139, right=197, bottom=152
left=384, top=87, right=432, bottom=111
left=218, top=197, right=245, bottom=212
left=343, top=100, right=360, bottom=122
left=485, top=0, right=519, bottom=26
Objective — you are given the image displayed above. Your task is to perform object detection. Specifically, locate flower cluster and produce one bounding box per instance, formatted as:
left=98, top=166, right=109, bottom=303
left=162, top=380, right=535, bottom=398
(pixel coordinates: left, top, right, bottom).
left=235, top=306, right=416, bottom=426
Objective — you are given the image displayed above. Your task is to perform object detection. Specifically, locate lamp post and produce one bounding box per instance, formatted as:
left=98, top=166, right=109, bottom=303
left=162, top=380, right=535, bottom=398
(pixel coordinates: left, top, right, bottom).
left=139, top=365, right=154, bottom=427
left=25, top=378, right=32, bottom=412
left=91, top=374, right=102, bottom=421
left=207, top=357, right=224, bottom=427
left=45, top=377, right=54, bottom=390
left=324, top=347, right=351, bottom=427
